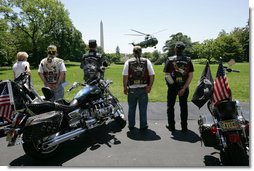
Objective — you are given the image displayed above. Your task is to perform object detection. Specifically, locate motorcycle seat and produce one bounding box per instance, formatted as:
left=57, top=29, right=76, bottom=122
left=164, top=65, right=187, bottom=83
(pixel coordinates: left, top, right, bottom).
left=27, top=100, right=79, bottom=115
left=27, top=102, right=56, bottom=115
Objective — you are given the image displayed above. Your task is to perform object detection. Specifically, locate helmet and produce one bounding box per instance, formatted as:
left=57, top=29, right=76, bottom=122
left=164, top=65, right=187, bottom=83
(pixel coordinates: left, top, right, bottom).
left=175, top=41, right=185, bottom=50
left=89, top=39, right=97, bottom=49
left=47, top=45, right=57, bottom=55
left=133, top=46, right=142, bottom=57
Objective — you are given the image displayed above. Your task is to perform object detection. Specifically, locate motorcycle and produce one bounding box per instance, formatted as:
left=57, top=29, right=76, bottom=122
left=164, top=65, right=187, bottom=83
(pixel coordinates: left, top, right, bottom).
left=4, top=76, right=126, bottom=159
left=197, top=62, right=249, bottom=166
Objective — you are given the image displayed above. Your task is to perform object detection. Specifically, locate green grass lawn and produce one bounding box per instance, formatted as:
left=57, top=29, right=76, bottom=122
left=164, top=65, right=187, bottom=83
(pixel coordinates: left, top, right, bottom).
left=0, top=62, right=250, bottom=102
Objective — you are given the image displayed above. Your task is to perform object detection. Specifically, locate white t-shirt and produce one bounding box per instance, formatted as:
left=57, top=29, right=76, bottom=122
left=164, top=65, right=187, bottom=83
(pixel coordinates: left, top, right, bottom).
left=122, top=57, right=155, bottom=88
left=13, top=61, right=30, bottom=78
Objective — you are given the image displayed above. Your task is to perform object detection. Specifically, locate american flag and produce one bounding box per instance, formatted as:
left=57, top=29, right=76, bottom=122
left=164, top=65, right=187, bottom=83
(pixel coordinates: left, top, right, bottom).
left=212, top=62, right=231, bottom=105
left=0, top=83, right=13, bottom=122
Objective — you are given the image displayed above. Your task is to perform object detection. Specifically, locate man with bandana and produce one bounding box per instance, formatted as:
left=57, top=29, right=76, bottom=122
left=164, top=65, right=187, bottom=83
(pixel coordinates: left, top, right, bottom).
left=38, top=45, right=67, bottom=101
left=122, top=46, right=155, bottom=131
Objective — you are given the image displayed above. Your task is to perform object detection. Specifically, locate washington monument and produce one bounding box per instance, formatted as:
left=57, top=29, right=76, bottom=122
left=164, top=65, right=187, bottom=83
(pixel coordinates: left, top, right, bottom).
left=100, top=20, right=104, bottom=52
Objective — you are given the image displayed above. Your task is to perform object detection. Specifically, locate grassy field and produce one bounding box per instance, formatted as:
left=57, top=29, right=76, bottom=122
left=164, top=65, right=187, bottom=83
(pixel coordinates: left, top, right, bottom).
left=0, top=62, right=250, bottom=102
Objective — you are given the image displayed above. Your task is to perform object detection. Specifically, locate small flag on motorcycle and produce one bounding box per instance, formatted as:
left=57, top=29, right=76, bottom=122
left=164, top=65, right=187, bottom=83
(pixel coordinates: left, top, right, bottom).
left=212, top=61, right=232, bottom=105
left=192, top=62, right=214, bottom=108
left=0, top=81, right=14, bottom=122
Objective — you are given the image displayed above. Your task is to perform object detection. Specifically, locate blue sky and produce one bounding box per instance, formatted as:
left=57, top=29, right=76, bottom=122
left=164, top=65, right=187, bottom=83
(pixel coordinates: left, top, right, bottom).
left=60, top=0, right=249, bottom=54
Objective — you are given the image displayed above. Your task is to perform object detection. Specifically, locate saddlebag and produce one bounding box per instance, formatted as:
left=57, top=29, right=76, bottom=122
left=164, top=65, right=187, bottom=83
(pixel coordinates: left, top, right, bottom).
left=198, top=116, right=218, bottom=147
left=23, top=111, right=63, bottom=141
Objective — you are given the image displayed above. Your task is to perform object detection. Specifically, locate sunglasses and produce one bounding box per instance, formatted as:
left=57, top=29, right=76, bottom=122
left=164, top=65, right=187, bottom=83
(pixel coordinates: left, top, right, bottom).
left=48, top=50, right=56, bottom=55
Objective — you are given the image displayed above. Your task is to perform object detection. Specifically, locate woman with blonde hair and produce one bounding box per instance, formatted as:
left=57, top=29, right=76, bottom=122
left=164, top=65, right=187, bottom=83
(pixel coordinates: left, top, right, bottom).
left=12, top=51, right=31, bottom=79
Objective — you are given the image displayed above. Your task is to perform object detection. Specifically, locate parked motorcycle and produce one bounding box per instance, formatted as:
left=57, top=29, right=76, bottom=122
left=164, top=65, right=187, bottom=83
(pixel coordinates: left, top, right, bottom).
left=4, top=76, right=126, bottom=159
left=196, top=61, right=249, bottom=166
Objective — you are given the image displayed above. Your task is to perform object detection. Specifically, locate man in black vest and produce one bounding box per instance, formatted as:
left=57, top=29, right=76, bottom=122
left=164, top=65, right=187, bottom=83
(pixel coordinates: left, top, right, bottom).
left=122, top=46, right=155, bottom=131
left=80, top=40, right=108, bottom=83
left=163, top=41, right=194, bottom=132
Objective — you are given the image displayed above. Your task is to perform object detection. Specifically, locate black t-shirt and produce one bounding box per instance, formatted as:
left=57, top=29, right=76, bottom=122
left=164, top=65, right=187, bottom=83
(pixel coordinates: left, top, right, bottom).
left=163, top=55, right=194, bottom=86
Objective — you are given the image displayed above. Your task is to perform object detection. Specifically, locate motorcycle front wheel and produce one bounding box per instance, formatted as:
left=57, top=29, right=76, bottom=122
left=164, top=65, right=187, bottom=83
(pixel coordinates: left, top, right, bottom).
left=22, top=135, right=60, bottom=159
left=113, top=103, right=126, bottom=129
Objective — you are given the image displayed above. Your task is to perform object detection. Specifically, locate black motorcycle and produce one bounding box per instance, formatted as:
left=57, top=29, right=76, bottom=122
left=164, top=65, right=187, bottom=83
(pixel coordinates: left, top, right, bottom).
left=4, top=76, right=126, bottom=159
left=196, top=62, right=249, bottom=166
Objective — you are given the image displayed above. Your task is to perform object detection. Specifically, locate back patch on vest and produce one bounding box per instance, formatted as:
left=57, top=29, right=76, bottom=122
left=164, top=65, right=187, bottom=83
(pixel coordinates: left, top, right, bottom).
left=128, top=59, right=149, bottom=86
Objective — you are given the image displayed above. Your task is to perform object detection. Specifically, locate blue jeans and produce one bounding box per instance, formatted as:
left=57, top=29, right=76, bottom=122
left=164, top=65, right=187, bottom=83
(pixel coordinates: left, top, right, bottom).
left=127, top=88, right=148, bottom=128
left=45, top=84, right=64, bottom=101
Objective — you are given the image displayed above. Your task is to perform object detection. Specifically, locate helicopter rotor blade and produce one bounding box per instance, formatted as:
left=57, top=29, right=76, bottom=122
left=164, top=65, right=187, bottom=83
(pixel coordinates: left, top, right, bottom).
left=151, top=29, right=168, bottom=35
left=130, top=29, right=148, bottom=36
left=124, top=34, right=144, bottom=36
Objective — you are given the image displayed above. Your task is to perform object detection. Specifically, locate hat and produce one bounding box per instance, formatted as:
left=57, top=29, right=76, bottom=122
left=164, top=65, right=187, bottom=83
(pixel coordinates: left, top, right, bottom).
left=133, top=46, right=142, bottom=53
left=175, top=41, right=186, bottom=50
left=89, top=40, right=97, bottom=48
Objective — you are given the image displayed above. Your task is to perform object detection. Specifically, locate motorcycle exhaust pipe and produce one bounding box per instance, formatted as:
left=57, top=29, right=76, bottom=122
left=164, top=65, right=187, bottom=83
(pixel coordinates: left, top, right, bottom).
left=42, top=128, right=86, bottom=148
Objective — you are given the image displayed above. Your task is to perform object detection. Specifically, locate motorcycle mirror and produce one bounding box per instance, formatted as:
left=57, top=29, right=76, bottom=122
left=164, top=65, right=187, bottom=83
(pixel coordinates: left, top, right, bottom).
left=228, top=59, right=236, bottom=66
left=41, top=87, right=54, bottom=100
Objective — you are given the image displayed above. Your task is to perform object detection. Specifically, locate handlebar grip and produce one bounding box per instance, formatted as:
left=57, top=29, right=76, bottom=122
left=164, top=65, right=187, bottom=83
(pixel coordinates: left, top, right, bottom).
left=231, top=69, right=240, bottom=73
left=67, top=86, right=74, bottom=92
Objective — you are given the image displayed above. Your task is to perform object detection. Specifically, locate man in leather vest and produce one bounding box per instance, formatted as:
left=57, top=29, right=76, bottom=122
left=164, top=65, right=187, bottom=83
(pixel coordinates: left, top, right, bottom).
left=163, top=41, right=194, bottom=132
left=80, top=40, right=108, bottom=83
left=122, top=46, right=155, bottom=131
left=38, top=45, right=67, bottom=101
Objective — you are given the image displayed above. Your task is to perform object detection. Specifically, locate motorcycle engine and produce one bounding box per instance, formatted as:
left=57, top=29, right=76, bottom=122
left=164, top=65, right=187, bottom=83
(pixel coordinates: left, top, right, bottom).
left=90, top=98, right=113, bottom=118
left=68, top=108, right=90, bottom=128
left=67, top=98, right=113, bottom=128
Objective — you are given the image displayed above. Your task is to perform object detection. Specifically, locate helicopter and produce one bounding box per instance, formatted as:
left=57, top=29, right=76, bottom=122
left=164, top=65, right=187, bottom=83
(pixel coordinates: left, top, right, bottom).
left=125, top=29, right=167, bottom=49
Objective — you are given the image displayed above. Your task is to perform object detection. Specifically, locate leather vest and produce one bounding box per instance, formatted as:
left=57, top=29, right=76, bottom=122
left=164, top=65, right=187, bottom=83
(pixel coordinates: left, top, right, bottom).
left=81, top=51, right=103, bottom=82
left=167, top=55, right=192, bottom=86
left=128, top=58, right=150, bottom=86
left=40, top=57, right=64, bottom=84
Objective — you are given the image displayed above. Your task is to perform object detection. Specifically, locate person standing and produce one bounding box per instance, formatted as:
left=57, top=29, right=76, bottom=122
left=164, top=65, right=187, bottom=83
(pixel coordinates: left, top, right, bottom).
left=122, top=46, right=155, bottom=131
left=38, top=45, right=67, bottom=101
left=13, top=52, right=31, bottom=79
left=80, top=39, right=108, bottom=83
left=163, top=41, right=194, bottom=132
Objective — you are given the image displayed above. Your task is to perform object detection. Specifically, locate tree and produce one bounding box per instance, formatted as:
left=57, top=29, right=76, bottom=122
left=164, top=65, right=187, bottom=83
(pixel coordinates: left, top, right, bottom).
left=192, top=39, right=219, bottom=63
left=230, top=22, right=249, bottom=61
left=163, top=32, right=192, bottom=57
left=151, top=50, right=160, bottom=63
left=0, top=18, right=16, bottom=66
left=0, top=0, right=86, bottom=65
left=215, top=34, right=244, bottom=62
left=116, top=46, right=120, bottom=55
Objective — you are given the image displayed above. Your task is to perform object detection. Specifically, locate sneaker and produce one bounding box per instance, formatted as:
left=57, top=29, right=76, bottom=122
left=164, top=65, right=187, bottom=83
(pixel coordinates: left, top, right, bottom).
left=166, top=125, right=175, bottom=132
left=140, top=126, right=148, bottom=131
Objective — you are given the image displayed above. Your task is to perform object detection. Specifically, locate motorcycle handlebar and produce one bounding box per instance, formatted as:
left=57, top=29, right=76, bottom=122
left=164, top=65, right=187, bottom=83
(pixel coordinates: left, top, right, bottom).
left=223, top=66, right=240, bottom=73
left=68, top=79, right=112, bottom=92
left=67, top=82, right=78, bottom=92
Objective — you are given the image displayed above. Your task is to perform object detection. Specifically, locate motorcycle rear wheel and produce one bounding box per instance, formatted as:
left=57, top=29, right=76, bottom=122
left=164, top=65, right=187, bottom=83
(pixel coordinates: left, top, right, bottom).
left=220, top=143, right=249, bottom=166
left=22, top=136, right=60, bottom=159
